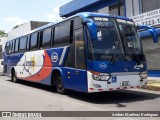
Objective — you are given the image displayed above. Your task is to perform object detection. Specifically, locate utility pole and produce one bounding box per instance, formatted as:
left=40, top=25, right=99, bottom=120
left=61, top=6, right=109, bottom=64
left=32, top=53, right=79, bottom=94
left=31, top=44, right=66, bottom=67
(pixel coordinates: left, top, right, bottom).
left=117, top=0, right=120, bottom=15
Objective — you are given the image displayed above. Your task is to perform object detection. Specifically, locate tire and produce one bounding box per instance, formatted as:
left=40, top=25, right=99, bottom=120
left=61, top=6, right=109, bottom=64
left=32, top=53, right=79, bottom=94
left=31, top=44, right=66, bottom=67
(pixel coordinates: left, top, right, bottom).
left=11, top=70, right=18, bottom=83
left=56, top=75, right=67, bottom=94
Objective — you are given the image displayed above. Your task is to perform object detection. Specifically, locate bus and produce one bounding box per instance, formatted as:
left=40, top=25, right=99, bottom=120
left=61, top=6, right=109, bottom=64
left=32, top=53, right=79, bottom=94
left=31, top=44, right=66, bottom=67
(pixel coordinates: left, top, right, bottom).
left=0, top=38, right=4, bottom=75
left=3, top=12, right=158, bottom=94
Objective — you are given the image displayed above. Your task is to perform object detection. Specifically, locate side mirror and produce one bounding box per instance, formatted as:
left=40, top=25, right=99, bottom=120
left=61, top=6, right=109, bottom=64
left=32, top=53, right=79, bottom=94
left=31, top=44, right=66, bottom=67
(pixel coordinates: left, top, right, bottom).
left=83, top=18, right=97, bottom=40
left=137, top=25, right=158, bottom=43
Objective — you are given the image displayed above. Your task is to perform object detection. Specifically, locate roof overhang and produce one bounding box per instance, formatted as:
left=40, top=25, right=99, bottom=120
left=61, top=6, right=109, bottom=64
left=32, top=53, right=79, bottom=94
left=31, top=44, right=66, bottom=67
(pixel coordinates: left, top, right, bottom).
left=60, top=0, right=118, bottom=17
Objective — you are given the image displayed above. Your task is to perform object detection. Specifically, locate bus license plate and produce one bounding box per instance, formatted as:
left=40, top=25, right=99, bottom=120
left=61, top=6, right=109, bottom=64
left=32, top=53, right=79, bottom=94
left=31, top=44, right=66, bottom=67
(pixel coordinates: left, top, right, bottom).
left=122, top=81, right=130, bottom=86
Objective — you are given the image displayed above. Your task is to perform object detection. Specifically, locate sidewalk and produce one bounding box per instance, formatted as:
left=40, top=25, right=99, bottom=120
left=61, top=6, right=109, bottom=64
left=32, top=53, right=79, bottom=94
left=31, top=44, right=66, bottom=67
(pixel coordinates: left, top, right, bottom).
left=146, top=77, right=160, bottom=91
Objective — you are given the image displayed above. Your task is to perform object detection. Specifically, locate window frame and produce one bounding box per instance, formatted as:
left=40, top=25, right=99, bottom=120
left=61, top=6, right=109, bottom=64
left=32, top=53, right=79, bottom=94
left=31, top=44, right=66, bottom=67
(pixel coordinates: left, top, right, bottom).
left=30, top=32, right=38, bottom=50
left=41, top=28, right=52, bottom=49
left=19, top=36, right=27, bottom=52
left=14, top=39, right=19, bottom=53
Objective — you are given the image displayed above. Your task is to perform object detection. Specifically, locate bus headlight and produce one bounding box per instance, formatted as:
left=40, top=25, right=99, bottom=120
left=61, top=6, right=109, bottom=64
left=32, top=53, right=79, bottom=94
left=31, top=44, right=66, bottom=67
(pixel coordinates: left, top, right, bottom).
left=92, top=74, right=101, bottom=80
left=139, top=71, right=148, bottom=79
left=92, top=73, right=111, bottom=81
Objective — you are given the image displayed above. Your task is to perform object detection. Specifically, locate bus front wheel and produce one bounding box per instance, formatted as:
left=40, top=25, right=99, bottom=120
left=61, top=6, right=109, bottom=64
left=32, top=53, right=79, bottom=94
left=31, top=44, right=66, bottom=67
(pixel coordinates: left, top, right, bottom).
left=56, top=75, right=66, bottom=94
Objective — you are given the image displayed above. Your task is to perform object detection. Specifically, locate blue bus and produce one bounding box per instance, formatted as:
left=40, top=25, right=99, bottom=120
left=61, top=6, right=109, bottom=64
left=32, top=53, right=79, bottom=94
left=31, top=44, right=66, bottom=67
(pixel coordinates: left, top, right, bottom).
left=4, top=12, right=158, bottom=94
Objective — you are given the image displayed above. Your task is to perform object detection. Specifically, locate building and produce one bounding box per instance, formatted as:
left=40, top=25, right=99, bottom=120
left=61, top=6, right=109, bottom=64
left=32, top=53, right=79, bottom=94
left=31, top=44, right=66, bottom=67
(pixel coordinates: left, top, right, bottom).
left=1, top=21, right=50, bottom=51
left=5, top=21, right=50, bottom=41
left=60, top=0, right=160, bottom=77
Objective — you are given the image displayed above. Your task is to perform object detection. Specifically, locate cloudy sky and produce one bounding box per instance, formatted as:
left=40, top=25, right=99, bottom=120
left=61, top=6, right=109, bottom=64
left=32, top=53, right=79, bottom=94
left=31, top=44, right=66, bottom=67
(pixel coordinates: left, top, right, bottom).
left=0, top=0, right=72, bottom=32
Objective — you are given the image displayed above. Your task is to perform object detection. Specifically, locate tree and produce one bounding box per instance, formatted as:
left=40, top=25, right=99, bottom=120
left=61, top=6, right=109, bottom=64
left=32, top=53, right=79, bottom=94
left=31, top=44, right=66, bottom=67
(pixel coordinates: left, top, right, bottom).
left=0, top=30, right=6, bottom=36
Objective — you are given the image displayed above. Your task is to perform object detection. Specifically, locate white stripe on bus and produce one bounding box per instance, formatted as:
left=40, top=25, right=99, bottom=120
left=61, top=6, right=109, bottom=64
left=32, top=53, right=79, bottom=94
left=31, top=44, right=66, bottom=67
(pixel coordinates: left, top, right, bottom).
left=59, top=46, right=68, bottom=65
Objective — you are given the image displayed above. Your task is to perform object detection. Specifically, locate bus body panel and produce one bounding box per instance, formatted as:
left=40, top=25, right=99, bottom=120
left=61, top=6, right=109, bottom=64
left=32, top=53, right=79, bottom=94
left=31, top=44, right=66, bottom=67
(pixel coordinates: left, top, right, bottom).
left=87, top=71, right=147, bottom=93
left=61, top=68, right=88, bottom=92
left=87, top=61, right=147, bottom=73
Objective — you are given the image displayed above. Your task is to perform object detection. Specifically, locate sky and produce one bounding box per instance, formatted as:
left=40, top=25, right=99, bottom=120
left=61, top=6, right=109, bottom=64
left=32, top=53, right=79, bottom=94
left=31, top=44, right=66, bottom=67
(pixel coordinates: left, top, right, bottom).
left=0, top=0, right=72, bottom=32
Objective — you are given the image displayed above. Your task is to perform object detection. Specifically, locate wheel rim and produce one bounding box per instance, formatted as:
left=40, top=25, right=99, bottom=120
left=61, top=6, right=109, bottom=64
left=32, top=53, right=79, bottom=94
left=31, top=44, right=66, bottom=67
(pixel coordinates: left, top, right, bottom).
left=57, top=77, right=63, bottom=90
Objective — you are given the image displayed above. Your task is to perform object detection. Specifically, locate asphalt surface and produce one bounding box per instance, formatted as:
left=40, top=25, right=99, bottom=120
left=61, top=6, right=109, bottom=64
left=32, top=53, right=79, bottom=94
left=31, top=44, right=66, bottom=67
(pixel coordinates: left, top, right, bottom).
left=0, top=76, right=160, bottom=120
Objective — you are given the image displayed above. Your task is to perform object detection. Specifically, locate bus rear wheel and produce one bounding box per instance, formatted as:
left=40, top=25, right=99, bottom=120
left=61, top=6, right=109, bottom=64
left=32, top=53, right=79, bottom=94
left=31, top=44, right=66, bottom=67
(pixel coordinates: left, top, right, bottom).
left=11, top=70, right=18, bottom=83
left=56, top=75, right=66, bottom=94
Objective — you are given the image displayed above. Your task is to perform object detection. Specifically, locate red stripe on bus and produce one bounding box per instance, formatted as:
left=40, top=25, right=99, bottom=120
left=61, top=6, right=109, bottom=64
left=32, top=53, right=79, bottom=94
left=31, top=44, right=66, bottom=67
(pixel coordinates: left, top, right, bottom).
left=26, top=51, right=52, bottom=82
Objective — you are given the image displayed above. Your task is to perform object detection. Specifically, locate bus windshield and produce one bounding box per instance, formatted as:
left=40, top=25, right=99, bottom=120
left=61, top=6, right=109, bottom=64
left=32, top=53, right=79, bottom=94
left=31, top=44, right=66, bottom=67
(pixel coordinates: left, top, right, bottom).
left=117, top=19, right=143, bottom=55
left=88, top=17, right=143, bottom=61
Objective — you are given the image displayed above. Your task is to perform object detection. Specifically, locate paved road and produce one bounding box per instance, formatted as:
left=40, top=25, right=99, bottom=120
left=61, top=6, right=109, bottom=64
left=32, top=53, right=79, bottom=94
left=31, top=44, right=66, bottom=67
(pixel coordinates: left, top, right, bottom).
left=0, top=76, right=160, bottom=120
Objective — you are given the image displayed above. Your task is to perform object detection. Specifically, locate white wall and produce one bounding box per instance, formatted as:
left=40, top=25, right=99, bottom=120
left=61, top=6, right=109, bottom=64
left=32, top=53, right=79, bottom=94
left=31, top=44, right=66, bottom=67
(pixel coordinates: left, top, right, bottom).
left=1, top=37, right=8, bottom=51
left=98, top=7, right=109, bottom=14
left=126, top=0, right=140, bottom=17
left=7, top=22, right=31, bottom=40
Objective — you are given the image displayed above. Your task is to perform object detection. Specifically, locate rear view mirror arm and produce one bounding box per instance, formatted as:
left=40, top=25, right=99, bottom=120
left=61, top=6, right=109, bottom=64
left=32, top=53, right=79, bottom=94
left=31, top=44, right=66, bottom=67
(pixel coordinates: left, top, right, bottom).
left=136, top=25, right=158, bottom=43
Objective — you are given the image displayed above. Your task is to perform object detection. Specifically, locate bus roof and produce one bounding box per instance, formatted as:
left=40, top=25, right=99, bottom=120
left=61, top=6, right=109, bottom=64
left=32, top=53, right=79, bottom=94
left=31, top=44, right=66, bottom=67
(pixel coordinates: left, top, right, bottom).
left=11, top=12, right=133, bottom=40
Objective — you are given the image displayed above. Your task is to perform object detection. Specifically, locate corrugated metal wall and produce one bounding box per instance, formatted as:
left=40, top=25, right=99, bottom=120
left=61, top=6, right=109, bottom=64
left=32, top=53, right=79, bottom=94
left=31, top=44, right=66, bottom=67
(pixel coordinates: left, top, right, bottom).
left=141, top=36, right=160, bottom=70
left=141, top=0, right=160, bottom=13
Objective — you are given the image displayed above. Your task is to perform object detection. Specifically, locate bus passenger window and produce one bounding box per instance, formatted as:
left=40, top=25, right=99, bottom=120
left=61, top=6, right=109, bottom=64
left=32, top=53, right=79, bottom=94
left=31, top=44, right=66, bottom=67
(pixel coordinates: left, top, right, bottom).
left=30, top=33, right=38, bottom=50
left=54, top=25, right=60, bottom=46
left=15, top=39, right=19, bottom=53
left=20, top=37, right=27, bottom=52
left=26, top=36, right=30, bottom=51
left=11, top=40, right=15, bottom=53
left=59, top=21, right=71, bottom=45
left=42, top=28, right=51, bottom=48
left=5, top=42, right=10, bottom=55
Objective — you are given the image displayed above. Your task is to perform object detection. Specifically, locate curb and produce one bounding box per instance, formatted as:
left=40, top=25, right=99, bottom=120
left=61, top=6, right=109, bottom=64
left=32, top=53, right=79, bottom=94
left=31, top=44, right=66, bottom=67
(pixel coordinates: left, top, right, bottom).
left=146, top=78, right=160, bottom=91
left=147, top=83, right=160, bottom=91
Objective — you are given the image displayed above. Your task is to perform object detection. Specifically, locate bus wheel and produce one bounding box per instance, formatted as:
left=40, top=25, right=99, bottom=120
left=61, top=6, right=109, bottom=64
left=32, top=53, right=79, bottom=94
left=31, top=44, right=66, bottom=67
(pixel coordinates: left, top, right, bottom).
left=11, top=70, right=18, bottom=83
left=56, top=75, right=66, bottom=94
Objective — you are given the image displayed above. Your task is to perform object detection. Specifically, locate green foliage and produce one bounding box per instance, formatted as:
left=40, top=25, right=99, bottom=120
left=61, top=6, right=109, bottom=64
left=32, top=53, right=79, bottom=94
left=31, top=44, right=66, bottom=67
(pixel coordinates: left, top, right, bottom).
left=0, top=30, right=6, bottom=36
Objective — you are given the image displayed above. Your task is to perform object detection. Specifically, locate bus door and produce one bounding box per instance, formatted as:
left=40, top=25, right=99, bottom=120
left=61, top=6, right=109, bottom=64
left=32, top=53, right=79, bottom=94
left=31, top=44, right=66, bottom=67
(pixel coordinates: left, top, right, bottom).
left=67, top=29, right=87, bottom=92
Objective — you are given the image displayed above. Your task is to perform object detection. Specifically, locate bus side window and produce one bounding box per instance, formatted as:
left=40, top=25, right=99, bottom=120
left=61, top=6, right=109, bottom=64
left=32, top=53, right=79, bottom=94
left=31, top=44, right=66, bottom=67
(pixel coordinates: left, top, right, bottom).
left=20, top=37, right=27, bottom=52
left=5, top=42, right=10, bottom=55
left=59, top=21, right=71, bottom=45
left=42, top=28, right=51, bottom=49
left=75, top=29, right=86, bottom=69
left=54, top=25, right=60, bottom=46
left=11, top=40, right=15, bottom=53
left=30, top=32, right=38, bottom=50
left=74, top=17, right=83, bottom=30
left=26, top=35, right=30, bottom=51
left=15, top=39, right=19, bottom=53
left=9, top=41, right=12, bottom=54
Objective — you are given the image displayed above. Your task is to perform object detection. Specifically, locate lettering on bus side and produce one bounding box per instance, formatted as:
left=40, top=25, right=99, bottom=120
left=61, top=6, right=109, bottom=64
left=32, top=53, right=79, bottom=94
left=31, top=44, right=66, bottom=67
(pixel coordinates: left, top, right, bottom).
left=25, top=61, right=35, bottom=66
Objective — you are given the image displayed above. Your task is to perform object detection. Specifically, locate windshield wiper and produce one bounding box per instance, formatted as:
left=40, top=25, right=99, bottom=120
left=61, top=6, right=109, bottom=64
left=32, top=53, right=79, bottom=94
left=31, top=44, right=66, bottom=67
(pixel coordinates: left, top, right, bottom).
left=110, top=34, right=121, bottom=65
left=110, top=53, right=116, bottom=65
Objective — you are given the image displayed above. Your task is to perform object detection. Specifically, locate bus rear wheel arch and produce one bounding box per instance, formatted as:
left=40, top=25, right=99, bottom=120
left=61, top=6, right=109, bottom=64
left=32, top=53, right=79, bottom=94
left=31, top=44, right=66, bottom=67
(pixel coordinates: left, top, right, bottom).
left=51, top=70, right=67, bottom=94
